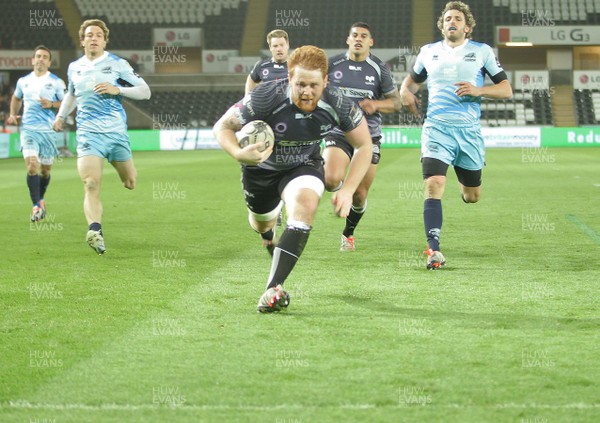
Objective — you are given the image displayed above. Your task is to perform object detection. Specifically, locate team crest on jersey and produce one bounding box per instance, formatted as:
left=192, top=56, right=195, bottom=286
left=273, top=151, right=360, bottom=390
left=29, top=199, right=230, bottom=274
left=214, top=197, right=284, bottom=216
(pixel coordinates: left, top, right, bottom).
left=365, top=75, right=375, bottom=86
left=463, top=52, right=476, bottom=62
left=101, top=66, right=112, bottom=73
left=45, top=83, right=53, bottom=90
left=432, top=55, right=439, bottom=61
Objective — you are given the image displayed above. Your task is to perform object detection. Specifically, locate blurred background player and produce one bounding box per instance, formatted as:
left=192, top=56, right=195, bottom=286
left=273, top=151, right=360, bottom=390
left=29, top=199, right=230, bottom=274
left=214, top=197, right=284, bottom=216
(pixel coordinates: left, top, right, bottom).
left=244, top=29, right=290, bottom=95
left=7, top=45, right=65, bottom=222
left=400, top=1, right=512, bottom=269
left=324, top=22, right=401, bottom=251
left=214, top=45, right=372, bottom=313
left=53, top=19, right=151, bottom=255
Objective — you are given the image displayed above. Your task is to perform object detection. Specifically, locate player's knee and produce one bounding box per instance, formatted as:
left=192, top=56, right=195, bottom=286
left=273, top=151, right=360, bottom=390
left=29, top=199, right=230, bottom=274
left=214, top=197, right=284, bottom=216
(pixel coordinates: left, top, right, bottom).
left=462, top=191, right=480, bottom=203
left=82, top=177, right=100, bottom=192
left=26, top=163, right=38, bottom=175
left=424, top=175, right=445, bottom=196
left=41, top=169, right=51, bottom=178
left=123, top=179, right=136, bottom=190
left=249, top=216, right=274, bottom=233
left=325, top=177, right=343, bottom=192
left=324, top=167, right=344, bottom=192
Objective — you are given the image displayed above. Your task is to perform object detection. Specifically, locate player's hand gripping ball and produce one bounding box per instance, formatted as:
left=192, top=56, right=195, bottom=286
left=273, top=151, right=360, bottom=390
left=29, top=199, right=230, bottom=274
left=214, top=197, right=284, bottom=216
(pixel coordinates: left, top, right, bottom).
left=237, top=120, right=274, bottom=153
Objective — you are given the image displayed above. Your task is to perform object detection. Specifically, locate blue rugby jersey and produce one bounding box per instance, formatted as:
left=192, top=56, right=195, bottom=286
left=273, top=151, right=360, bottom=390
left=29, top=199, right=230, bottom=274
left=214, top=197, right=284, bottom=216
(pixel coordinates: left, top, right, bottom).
left=14, top=72, right=65, bottom=132
left=411, top=40, right=505, bottom=125
left=66, top=52, right=148, bottom=133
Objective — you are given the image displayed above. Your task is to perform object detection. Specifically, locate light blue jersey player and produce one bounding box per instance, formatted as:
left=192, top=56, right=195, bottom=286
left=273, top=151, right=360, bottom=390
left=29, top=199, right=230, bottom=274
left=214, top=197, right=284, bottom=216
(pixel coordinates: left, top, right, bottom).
left=400, top=1, right=512, bottom=269
left=324, top=22, right=401, bottom=252
left=8, top=45, right=65, bottom=222
left=53, top=19, right=150, bottom=255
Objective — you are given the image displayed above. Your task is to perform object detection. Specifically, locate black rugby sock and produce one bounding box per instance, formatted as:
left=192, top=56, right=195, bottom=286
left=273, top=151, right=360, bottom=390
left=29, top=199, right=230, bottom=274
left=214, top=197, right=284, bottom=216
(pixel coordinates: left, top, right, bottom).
left=343, top=202, right=367, bottom=238
left=260, top=229, right=274, bottom=242
left=424, top=198, right=442, bottom=251
left=27, top=174, right=41, bottom=204
left=40, top=175, right=51, bottom=199
left=266, top=225, right=310, bottom=289
left=89, top=222, right=102, bottom=234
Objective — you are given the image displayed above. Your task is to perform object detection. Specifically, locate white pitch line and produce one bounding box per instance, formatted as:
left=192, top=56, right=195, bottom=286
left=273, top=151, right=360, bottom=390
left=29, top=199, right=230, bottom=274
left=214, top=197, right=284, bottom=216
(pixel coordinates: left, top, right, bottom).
left=3, top=400, right=599, bottom=411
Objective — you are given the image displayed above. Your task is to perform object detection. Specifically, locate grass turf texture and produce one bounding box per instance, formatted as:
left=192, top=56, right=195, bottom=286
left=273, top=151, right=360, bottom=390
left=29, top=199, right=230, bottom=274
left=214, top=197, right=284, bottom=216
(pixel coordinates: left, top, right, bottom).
left=0, top=148, right=598, bottom=422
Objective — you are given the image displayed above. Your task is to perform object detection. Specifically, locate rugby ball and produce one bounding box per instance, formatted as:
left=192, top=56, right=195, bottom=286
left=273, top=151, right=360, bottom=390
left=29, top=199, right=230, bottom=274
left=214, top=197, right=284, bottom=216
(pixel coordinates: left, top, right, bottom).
left=237, top=120, right=274, bottom=153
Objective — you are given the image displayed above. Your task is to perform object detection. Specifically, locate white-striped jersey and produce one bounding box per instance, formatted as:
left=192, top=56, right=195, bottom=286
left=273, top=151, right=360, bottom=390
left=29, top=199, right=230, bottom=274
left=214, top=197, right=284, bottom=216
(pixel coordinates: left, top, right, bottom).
left=411, top=39, right=505, bottom=124
left=66, top=51, right=148, bottom=133
left=14, top=72, right=66, bottom=132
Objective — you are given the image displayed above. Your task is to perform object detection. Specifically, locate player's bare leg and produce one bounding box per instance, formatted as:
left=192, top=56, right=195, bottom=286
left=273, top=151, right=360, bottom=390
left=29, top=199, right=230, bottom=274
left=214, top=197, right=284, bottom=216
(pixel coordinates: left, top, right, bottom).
left=78, top=155, right=105, bottom=254
left=460, top=184, right=481, bottom=203
left=323, top=147, right=349, bottom=192
left=249, top=213, right=279, bottom=256
left=111, top=158, right=137, bottom=190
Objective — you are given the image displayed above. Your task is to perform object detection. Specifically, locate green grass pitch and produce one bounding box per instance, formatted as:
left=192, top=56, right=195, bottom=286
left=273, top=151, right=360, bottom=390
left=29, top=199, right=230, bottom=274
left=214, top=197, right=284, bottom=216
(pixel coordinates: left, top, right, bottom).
left=1, top=148, right=598, bottom=422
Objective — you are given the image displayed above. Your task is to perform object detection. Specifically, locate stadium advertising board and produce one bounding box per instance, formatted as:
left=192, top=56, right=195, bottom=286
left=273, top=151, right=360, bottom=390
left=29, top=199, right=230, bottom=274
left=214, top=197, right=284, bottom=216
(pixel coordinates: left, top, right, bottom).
left=482, top=127, right=541, bottom=147
left=574, top=71, right=600, bottom=90
left=159, top=129, right=220, bottom=150
left=514, top=71, right=550, bottom=90
left=497, top=26, right=599, bottom=45
left=153, top=28, right=202, bottom=47
left=0, top=50, right=61, bottom=69
left=381, top=127, right=422, bottom=148
left=113, top=51, right=155, bottom=74
left=227, top=57, right=258, bottom=74
left=541, top=127, right=600, bottom=147
left=0, top=134, right=9, bottom=158
left=382, top=127, right=542, bottom=148
left=202, top=50, right=238, bottom=73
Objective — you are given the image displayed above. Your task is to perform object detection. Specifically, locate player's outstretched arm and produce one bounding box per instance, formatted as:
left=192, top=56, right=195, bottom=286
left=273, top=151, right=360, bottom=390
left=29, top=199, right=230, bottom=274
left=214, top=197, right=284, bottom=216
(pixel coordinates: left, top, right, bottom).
left=213, top=108, right=272, bottom=166
left=400, top=75, right=422, bottom=116
left=332, top=118, right=372, bottom=217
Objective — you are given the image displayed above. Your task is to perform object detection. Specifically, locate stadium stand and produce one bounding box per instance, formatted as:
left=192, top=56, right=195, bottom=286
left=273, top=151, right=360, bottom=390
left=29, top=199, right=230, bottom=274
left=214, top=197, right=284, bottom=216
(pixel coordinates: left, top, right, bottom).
left=574, top=89, right=600, bottom=125
left=141, top=90, right=245, bottom=127
left=0, top=0, right=73, bottom=49
left=0, top=0, right=592, bottom=129
left=74, top=0, right=248, bottom=49
left=263, top=0, right=411, bottom=49
left=434, top=0, right=600, bottom=46
left=482, top=90, right=553, bottom=126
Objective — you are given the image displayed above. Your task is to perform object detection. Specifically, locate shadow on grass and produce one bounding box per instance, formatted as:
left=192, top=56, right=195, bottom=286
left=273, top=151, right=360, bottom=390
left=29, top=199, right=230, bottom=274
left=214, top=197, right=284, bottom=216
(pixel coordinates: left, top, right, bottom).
left=332, top=294, right=600, bottom=330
